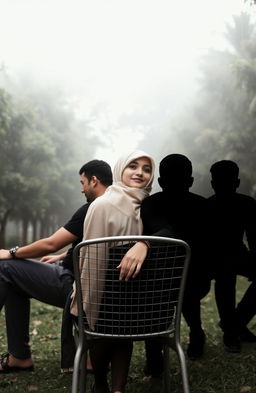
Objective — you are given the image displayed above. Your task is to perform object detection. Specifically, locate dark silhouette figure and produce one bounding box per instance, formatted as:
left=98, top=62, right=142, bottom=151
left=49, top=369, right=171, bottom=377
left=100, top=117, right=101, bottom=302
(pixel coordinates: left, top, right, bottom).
left=208, top=160, right=256, bottom=352
left=141, top=154, right=211, bottom=372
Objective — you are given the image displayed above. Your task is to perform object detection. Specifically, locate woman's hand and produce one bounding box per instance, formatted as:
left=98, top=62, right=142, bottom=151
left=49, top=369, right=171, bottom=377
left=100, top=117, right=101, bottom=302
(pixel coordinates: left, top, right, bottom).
left=117, top=242, right=148, bottom=281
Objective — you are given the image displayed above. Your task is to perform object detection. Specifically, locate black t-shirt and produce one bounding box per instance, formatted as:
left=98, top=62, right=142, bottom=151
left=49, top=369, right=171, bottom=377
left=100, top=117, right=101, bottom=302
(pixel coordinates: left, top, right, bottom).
left=207, top=192, right=256, bottom=258
left=62, top=203, right=90, bottom=271
left=141, top=190, right=207, bottom=245
left=141, top=190, right=208, bottom=271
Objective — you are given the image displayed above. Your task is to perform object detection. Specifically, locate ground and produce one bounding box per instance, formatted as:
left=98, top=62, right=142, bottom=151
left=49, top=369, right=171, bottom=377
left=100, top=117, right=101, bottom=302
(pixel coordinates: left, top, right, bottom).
left=0, top=277, right=256, bottom=393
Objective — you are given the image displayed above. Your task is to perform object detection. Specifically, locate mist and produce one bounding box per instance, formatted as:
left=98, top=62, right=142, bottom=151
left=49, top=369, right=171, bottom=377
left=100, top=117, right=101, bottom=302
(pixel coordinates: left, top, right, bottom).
left=1, top=0, right=256, bottom=245
left=1, top=0, right=251, bottom=165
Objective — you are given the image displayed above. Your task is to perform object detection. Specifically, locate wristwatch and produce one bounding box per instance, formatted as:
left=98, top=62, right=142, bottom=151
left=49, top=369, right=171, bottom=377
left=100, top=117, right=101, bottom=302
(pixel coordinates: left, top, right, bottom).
left=9, top=246, right=19, bottom=258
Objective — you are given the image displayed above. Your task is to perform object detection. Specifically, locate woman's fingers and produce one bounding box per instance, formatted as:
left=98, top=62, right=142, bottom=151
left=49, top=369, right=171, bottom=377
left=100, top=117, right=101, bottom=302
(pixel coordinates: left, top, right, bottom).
left=117, top=242, right=148, bottom=281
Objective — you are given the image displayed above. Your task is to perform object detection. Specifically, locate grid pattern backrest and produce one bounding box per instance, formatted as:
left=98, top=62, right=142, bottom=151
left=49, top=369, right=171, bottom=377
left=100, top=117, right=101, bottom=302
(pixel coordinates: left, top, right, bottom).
left=73, top=236, right=190, bottom=338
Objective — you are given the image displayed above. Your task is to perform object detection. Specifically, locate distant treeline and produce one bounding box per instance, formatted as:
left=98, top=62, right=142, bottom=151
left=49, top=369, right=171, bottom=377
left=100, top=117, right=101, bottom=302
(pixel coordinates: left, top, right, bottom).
left=0, top=80, right=99, bottom=247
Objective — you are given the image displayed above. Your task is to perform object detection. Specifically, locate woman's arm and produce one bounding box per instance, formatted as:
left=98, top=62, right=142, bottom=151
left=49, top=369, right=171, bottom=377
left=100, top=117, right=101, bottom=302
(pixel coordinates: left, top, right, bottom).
left=117, top=241, right=148, bottom=281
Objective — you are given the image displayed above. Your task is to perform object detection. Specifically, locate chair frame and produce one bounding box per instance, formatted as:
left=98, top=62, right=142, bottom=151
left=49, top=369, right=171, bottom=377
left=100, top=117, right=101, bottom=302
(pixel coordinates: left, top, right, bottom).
left=71, top=235, right=191, bottom=393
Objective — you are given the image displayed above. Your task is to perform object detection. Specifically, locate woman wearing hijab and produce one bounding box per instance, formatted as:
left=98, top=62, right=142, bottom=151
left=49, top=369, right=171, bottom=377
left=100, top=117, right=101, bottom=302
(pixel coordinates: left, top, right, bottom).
left=71, top=150, right=155, bottom=393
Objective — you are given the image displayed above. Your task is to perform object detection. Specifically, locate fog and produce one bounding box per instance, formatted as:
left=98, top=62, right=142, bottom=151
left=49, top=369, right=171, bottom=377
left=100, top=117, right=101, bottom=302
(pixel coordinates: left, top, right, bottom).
left=1, top=0, right=251, bottom=166
left=1, top=0, right=256, bottom=246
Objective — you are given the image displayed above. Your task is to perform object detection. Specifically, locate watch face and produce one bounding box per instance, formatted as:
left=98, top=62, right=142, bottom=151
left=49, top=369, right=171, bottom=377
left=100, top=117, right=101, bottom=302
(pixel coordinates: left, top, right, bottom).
left=9, top=246, right=19, bottom=257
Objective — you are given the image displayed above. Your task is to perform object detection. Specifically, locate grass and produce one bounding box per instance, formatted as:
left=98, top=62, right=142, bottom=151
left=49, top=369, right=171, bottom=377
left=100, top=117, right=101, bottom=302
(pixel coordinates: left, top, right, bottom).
left=0, top=277, right=256, bottom=393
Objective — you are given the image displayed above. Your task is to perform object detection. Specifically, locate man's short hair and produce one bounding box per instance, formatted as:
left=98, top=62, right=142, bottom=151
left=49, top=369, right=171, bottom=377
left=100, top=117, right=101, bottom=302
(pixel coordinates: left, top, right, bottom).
left=210, top=160, right=239, bottom=179
left=159, top=154, right=192, bottom=179
left=79, top=160, right=113, bottom=186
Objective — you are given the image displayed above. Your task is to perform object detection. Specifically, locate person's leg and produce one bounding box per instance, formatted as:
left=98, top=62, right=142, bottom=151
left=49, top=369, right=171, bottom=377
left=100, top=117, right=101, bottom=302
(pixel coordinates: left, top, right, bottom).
left=214, top=271, right=240, bottom=352
left=215, top=273, right=237, bottom=331
left=90, top=339, right=133, bottom=393
left=0, top=259, right=72, bottom=307
left=182, top=272, right=211, bottom=359
left=0, top=281, right=34, bottom=370
left=144, top=339, right=164, bottom=376
left=90, top=340, right=111, bottom=393
left=182, top=296, right=205, bottom=359
left=234, top=253, right=256, bottom=340
left=111, top=340, right=133, bottom=393
left=4, top=289, right=32, bottom=361
left=0, top=259, right=73, bottom=369
left=236, top=281, right=256, bottom=326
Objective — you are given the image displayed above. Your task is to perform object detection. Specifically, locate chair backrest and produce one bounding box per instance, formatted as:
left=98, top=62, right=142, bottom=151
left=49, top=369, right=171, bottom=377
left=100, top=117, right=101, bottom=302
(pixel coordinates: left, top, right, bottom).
left=73, top=235, right=190, bottom=339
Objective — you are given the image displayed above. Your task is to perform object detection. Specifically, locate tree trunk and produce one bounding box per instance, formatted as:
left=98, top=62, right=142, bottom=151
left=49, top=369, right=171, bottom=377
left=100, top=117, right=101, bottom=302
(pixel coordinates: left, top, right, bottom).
left=31, top=218, right=38, bottom=242
left=21, top=217, right=29, bottom=245
left=40, top=217, right=49, bottom=238
left=0, top=211, right=10, bottom=248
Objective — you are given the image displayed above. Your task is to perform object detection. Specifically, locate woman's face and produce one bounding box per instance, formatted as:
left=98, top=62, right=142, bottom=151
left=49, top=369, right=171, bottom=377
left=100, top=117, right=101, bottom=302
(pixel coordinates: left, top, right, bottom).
left=122, top=157, right=152, bottom=188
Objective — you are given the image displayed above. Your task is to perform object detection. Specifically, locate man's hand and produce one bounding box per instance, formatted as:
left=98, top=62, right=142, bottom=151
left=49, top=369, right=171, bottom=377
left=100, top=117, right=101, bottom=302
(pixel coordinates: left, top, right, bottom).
left=117, top=242, right=148, bottom=281
left=0, top=249, right=11, bottom=259
left=40, top=251, right=67, bottom=264
left=40, top=255, right=61, bottom=264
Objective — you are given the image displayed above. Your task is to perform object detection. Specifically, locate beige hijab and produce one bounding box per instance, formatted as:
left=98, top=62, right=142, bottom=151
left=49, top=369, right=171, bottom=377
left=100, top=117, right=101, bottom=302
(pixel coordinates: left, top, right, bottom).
left=70, top=151, right=155, bottom=326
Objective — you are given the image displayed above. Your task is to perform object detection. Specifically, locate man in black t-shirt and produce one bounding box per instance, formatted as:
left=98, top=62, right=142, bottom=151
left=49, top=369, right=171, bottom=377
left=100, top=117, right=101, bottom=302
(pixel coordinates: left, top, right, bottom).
left=0, top=160, right=112, bottom=373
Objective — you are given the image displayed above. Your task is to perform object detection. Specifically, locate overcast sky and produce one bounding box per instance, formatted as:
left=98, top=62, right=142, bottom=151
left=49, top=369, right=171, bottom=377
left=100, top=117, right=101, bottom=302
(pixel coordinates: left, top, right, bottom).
left=0, top=0, right=253, bottom=165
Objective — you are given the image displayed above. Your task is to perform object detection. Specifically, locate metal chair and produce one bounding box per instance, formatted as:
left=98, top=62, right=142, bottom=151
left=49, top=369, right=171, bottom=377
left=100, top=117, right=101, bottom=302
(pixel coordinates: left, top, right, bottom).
left=71, top=235, right=191, bottom=393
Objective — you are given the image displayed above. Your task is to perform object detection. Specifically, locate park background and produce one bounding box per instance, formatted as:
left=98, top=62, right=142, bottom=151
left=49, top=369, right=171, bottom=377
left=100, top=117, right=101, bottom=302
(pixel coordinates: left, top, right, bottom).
left=1, top=0, right=256, bottom=247
left=1, top=1, right=256, bottom=392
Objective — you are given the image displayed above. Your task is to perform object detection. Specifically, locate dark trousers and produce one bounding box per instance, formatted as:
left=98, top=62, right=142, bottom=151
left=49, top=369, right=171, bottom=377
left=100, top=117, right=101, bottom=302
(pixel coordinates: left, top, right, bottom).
left=0, top=258, right=73, bottom=359
left=236, top=281, right=256, bottom=326
left=145, top=266, right=211, bottom=367
left=182, top=269, right=211, bottom=331
left=213, top=251, right=256, bottom=334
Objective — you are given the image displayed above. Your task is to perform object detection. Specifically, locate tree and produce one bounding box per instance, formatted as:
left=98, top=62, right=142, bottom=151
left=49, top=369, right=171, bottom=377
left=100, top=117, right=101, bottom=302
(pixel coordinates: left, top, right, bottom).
left=158, top=12, right=256, bottom=196
left=0, top=74, right=100, bottom=246
left=0, top=89, right=30, bottom=245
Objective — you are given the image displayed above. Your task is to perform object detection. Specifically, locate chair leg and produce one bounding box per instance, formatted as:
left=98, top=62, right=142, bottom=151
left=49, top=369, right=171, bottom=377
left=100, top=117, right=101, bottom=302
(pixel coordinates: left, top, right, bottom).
left=71, top=343, right=87, bottom=393
left=175, top=341, right=190, bottom=393
left=163, top=344, right=171, bottom=393
left=79, top=350, right=87, bottom=393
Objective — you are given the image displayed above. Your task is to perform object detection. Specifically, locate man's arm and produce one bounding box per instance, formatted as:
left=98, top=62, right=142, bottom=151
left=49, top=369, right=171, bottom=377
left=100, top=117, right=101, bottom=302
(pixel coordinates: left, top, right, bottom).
left=0, top=227, right=77, bottom=260
left=141, top=197, right=174, bottom=237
